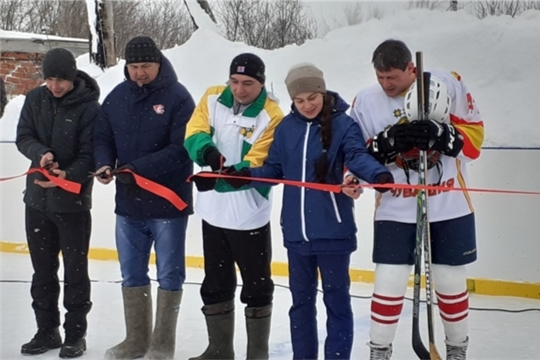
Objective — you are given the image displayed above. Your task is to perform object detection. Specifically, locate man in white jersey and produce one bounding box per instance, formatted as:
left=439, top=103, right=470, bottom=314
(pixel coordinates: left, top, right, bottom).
left=349, top=39, right=484, bottom=360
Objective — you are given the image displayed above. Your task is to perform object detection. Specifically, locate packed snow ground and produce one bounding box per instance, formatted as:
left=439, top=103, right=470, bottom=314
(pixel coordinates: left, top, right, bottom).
left=1, top=252, right=539, bottom=359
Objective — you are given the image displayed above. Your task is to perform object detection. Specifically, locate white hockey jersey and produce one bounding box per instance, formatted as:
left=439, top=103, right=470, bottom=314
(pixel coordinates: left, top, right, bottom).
left=350, top=70, right=484, bottom=223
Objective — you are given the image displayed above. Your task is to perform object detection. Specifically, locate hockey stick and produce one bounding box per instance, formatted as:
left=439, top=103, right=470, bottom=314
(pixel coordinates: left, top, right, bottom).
left=412, top=52, right=442, bottom=360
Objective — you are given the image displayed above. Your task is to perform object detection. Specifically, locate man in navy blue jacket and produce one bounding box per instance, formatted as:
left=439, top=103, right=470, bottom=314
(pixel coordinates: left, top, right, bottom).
left=93, top=36, right=195, bottom=360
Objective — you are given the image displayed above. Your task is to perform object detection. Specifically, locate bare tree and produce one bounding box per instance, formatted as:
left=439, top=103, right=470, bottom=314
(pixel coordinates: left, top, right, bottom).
left=52, top=1, right=88, bottom=38
left=0, top=0, right=27, bottom=31
left=406, top=0, right=448, bottom=10
left=213, top=0, right=316, bottom=50
left=111, top=1, right=143, bottom=58
left=471, top=0, right=538, bottom=18
left=344, top=2, right=364, bottom=26
left=111, top=0, right=194, bottom=58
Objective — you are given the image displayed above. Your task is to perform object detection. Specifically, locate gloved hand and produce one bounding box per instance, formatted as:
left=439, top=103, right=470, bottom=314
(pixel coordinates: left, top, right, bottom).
left=203, top=147, right=226, bottom=171
left=191, top=172, right=217, bottom=192
left=373, top=172, right=394, bottom=193
left=114, top=164, right=136, bottom=185
left=368, top=123, right=414, bottom=161
left=404, top=120, right=464, bottom=157
left=223, top=167, right=252, bottom=189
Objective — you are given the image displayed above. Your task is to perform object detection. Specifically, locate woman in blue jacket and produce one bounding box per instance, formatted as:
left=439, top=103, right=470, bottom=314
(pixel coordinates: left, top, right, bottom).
left=226, top=63, right=394, bottom=359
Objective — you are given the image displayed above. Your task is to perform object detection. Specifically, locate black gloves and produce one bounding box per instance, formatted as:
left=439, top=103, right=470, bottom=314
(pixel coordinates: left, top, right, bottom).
left=192, top=167, right=252, bottom=192
left=373, top=172, right=394, bottom=193
left=368, top=123, right=414, bottom=163
left=114, top=164, right=136, bottom=185
left=223, top=167, right=252, bottom=189
left=191, top=172, right=218, bottom=192
left=203, top=147, right=226, bottom=171
left=404, top=120, right=464, bottom=157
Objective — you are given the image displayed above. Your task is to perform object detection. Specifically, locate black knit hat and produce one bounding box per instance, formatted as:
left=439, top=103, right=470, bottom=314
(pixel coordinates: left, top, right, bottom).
left=42, top=48, right=77, bottom=82
left=125, top=36, right=161, bottom=64
left=230, top=53, right=265, bottom=84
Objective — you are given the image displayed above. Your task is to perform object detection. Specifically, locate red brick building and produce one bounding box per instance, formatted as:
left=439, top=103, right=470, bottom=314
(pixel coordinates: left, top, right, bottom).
left=1, top=30, right=88, bottom=97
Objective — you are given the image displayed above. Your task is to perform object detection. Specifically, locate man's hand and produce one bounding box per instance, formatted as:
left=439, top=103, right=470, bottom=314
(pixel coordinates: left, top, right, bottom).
left=113, top=165, right=136, bottom=185
left=191, top=172, right=218, bottom=192
left=203, top=147, right=226, bottom=172
left=95, top=165, right=113, bottom=185
left=342, top=174, right=362, bottom=200
left=34, top=168, right=66, bottom=188
left=40, top=152, right=58, bottom=173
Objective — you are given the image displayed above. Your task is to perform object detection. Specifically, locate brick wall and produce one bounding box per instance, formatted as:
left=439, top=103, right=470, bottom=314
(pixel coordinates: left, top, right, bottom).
left=0, top=52, right=45, bottom=96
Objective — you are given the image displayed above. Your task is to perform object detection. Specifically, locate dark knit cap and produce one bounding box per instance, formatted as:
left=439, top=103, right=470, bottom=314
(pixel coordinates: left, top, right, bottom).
left=230, top=53, right=265, bottom=84
left=42, top=48, right=77, bottom=82
left=285, top=63, right=326, bottom=99
left=125, top=36, right=161, bottom=64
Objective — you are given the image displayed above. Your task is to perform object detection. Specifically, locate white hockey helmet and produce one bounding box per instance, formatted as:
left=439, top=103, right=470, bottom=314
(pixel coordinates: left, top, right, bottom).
left=404, top=75, right=451, bottom=123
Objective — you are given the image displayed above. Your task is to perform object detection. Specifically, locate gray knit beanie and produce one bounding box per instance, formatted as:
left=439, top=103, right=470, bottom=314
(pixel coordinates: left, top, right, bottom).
left=285, top=63, right=326, bottom=99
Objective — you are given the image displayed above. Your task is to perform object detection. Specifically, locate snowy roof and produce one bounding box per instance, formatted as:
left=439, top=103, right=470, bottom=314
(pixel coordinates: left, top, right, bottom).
left=0, top=29, right=87, bottom=43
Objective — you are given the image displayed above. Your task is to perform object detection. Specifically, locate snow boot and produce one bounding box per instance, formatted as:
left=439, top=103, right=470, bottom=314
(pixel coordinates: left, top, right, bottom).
left=189, top=300, right=235, bottom=360
left=21, top=327, right=62, bottom=355
left=445, top=337, right=468, bottom=360
left=59, top=337, right=87, bottom=358
left=245, top=305, right=272, bottom=360
left=144, top=288, right=183, bottom=359
left=368, top=341, right=393, bottom=360
left=105, top=285, right=153, bottom=359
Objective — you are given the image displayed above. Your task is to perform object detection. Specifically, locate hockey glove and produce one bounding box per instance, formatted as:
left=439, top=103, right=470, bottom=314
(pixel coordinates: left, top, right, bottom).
left=191, top=172, right=217, bottom=192
left=223, top=167, right=252, bottom=189
left=114, top=165, right=136, bottom=185
left=203, top=147, right=226, bottom=171
left=373, top=172, right=395, bottom=193
left=368, top=123, right=414, bottom=163
left=405, top=120, right=464, bottom=157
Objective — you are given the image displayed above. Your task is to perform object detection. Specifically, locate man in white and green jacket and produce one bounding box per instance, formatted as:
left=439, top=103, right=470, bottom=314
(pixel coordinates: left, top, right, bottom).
left=185, top=53, right=284, bottom=360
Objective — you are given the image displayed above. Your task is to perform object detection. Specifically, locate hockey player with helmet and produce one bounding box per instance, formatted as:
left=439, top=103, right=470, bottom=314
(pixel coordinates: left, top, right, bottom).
left=348, top=39, right=484, bottom=360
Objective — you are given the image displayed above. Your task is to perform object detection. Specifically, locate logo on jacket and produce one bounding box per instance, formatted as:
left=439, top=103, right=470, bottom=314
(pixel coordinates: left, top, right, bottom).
left=153, top=104, right=165, bottom=114
left=240, top=127, right=255, bottom=139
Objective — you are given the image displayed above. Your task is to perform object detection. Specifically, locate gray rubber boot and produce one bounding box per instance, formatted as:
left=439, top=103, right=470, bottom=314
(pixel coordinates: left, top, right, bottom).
left=189, top=300, right=235, bottom=360
left=144, top=288, right=183, bottom=359
left=105, top=285, right=153, bottom=359
left=245, top=305, right=272, bottom=360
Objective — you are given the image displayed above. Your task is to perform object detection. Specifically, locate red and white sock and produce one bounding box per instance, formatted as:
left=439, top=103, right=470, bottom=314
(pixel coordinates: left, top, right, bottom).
left=432, top=264, right=469, bottom=344
left=370, top=264, right=412, bottom=346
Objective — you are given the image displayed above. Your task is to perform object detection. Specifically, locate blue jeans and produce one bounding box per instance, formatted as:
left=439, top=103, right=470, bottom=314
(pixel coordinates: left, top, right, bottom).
left=116, top=215, right=188, bottom=291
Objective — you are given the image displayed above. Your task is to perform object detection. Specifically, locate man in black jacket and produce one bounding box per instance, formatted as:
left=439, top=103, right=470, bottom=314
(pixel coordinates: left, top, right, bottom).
left=16, top=48, right=100, bottom=358
left=0, top=77, right=7, bottom=118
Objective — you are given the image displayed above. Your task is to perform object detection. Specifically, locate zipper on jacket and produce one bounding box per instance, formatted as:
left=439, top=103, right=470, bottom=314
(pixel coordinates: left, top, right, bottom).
left=300, top=122, right=311, bottom=242
left=329, top=192, right=343, bottom=223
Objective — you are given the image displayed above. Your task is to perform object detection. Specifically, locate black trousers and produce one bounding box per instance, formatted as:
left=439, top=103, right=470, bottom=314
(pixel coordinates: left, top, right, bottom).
left=201, top=221, right=274, bottom=308
left=25, top=206, right=92, bottom=339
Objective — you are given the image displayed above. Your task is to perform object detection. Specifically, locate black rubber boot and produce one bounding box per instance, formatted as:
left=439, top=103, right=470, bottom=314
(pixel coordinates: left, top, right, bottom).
left=21, top=327, right=62, bottom=355
left=59, top=338, right=87, bottom=358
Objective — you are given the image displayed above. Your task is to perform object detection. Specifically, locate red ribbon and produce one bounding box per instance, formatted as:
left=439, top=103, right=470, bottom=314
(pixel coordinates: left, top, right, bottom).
left=0, top=168, right=188, bottom=211
left=192, top=172, right=540, bottom=197
left=115, top=169, right=187, bottom=211
left=0, top=168, right=81, bottom=194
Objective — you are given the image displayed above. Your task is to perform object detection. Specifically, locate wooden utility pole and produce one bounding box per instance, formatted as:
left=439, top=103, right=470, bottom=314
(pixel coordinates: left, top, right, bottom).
left=450, top=1, right=458, bottom=11
left=100, top=0, right=116, bottom=66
